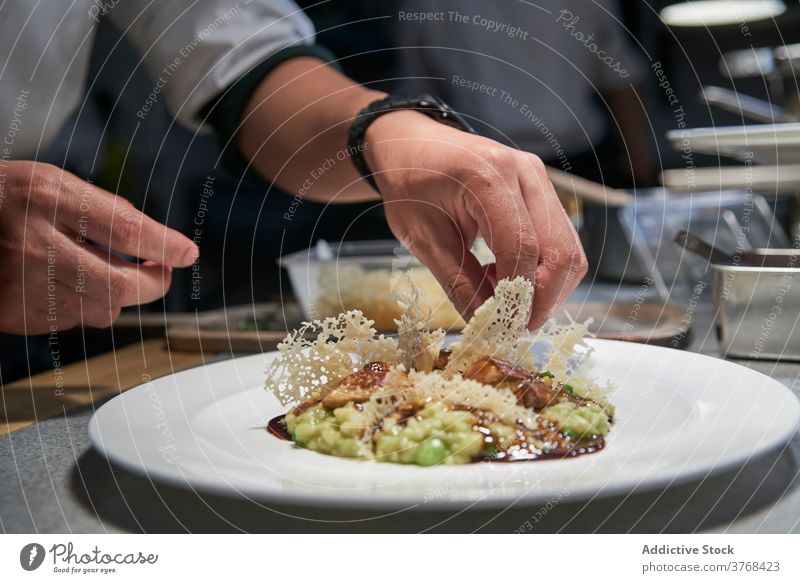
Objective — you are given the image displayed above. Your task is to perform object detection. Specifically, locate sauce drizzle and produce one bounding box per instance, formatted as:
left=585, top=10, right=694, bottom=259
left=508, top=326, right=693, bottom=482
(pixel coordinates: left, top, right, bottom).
left=267, top=414, right=291, bottom=441
left=266, top=414, right=604, bottom=463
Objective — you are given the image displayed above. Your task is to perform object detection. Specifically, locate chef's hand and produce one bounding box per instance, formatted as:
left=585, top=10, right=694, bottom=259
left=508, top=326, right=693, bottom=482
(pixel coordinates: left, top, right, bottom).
left=0, top=161, right=198, bottom=334
left=364, top=111, right=588, bottom=329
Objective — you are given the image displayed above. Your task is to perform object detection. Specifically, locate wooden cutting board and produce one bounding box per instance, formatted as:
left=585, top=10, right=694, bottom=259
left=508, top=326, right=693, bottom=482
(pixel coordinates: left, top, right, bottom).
left=1, top=339, right=206, bottom=435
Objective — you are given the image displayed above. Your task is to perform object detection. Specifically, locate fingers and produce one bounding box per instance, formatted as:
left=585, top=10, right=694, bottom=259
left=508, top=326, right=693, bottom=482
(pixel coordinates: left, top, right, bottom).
left=0, top=162, right=181, bottom=335
left=71, top=244, right=173, bottom=307
left=405, top=223, right=494, bottom=321
left=54, top=169, right=198, bottom=267
left=463, top=151, right=587, bottom=329
left=57, top=260, right=170, bottom=327
left=518, top=156, right=588, bottom=328
left=462, top=152, right=541, bottom=285
left=45, top=233, right=172, bottom=327
left=30, top=281, right=121, bottom=330
left=15, top=256, right=169, bottom=332
left=51, top=282, right=120, bottom=329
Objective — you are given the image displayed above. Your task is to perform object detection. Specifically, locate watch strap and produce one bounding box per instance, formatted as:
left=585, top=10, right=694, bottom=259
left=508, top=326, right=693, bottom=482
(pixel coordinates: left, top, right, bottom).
left=347, top=94, right=475, bottom=194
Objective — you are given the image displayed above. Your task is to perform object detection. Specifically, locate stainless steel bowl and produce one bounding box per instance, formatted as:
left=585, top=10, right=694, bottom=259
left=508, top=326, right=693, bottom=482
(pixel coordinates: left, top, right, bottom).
left=711, top=249, right=800, bottom=360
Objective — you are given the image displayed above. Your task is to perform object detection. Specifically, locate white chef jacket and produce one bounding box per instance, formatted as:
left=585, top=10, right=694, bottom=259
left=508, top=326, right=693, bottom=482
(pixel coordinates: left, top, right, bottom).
left=395, top=0, right=646, bottom=158
left=0, top=0, right=315, bottom=160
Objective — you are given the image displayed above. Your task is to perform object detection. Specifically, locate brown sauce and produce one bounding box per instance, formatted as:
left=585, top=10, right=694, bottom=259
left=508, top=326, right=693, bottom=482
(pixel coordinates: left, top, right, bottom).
left=267, top=414, right=292, bottom=441
left=266, top=413, right=605, bottom=462
left=490, top=438, right=605, bottom=462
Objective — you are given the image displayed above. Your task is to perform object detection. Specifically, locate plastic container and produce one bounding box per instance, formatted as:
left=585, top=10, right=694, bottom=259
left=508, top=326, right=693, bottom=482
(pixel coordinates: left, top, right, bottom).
left=278, top=240, right=464, bottom=330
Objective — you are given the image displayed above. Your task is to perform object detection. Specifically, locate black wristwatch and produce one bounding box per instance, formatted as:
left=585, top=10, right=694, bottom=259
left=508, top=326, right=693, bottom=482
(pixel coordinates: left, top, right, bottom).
left=347, top=93, right=476, bottom=194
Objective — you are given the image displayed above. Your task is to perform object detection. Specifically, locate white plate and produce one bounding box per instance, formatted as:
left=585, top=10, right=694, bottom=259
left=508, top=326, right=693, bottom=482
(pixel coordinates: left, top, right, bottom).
left=88, top=340, right=800, bottom=509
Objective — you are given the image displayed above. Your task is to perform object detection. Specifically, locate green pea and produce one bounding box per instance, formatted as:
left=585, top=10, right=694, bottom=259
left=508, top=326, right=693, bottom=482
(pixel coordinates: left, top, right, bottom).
left=540, top=371, right=554, bottom=379
left=415, top=438, right=447, bottom=466
left=563, top=384, right=574, bottom=394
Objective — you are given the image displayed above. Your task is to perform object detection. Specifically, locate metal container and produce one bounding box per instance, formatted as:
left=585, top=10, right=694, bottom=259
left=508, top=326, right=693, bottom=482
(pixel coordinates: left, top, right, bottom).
left=711, top=249, right=800, bottom=360
left=622, top=192, right=790, bottom=300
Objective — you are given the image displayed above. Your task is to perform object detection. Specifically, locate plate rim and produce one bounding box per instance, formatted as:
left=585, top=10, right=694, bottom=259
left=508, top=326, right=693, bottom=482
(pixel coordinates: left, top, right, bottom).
left=88, top=339, right=800, bottom=509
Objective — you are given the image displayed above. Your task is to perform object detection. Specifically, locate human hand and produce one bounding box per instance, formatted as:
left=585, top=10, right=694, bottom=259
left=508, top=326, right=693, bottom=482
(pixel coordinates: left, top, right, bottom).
left=0, top=162, right=198, bottom=334
left=364, top=112, right=587, bottom=329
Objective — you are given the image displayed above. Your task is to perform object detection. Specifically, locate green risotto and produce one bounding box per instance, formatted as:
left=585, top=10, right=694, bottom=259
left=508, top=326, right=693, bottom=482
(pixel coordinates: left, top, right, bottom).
left=285, top=396, right=611, bottom=466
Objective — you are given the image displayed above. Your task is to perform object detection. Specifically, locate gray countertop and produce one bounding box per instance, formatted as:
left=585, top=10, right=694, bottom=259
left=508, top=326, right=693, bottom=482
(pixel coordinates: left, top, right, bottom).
left=2, top=292, right=799, bottom=533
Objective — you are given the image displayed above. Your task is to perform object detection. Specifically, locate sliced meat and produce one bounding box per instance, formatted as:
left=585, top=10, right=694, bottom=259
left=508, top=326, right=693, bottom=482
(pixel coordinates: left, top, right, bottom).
left=433, top=349, right=451, bottom=370
left=321, top=362, right=391, bottom=409
left=513, top=377, right=560, bottom=410
left=464, top=356, right=559, bottom=411
left=464, top=356, right=529, bottom=385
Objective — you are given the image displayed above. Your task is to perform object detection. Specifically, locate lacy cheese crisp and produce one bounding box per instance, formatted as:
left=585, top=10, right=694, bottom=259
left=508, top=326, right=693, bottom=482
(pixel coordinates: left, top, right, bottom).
left=265, top=277, right=614, bottom=466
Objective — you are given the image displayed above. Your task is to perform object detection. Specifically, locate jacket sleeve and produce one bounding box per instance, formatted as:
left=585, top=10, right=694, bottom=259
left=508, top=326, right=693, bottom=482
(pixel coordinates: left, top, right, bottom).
left=108, top=0, right=317, bottom=130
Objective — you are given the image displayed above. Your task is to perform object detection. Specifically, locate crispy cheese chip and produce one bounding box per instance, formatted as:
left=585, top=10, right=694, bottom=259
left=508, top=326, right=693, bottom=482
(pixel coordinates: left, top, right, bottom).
left=444, top=276, right=536, bottom=376
left=265, top=310, right=400, bottom=406
left=533, top=314, right=615, bottom=415
left=394, top=274, right=445, bottom=373
left=405, top=370, right=538, bottom=430
left=266, top=275, right=614, bottom=420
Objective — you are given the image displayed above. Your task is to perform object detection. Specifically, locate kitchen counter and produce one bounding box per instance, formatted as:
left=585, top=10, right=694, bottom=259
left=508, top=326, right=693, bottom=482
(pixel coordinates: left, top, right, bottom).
left=2, top=294, right=799, bottom=533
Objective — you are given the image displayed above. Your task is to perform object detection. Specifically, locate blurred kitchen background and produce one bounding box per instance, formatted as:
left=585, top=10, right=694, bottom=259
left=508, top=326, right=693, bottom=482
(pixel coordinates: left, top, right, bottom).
left=4, top=0, right=800, bottom=380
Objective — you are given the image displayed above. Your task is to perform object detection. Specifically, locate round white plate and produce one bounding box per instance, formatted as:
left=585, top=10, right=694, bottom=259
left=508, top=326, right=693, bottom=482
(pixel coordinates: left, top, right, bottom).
left=88, top=340, right=800, bottom=509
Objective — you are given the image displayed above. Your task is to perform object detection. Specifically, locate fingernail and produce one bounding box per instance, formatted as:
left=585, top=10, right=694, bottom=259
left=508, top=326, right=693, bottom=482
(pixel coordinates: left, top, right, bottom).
left=182, top=246, right=199, bottom=266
